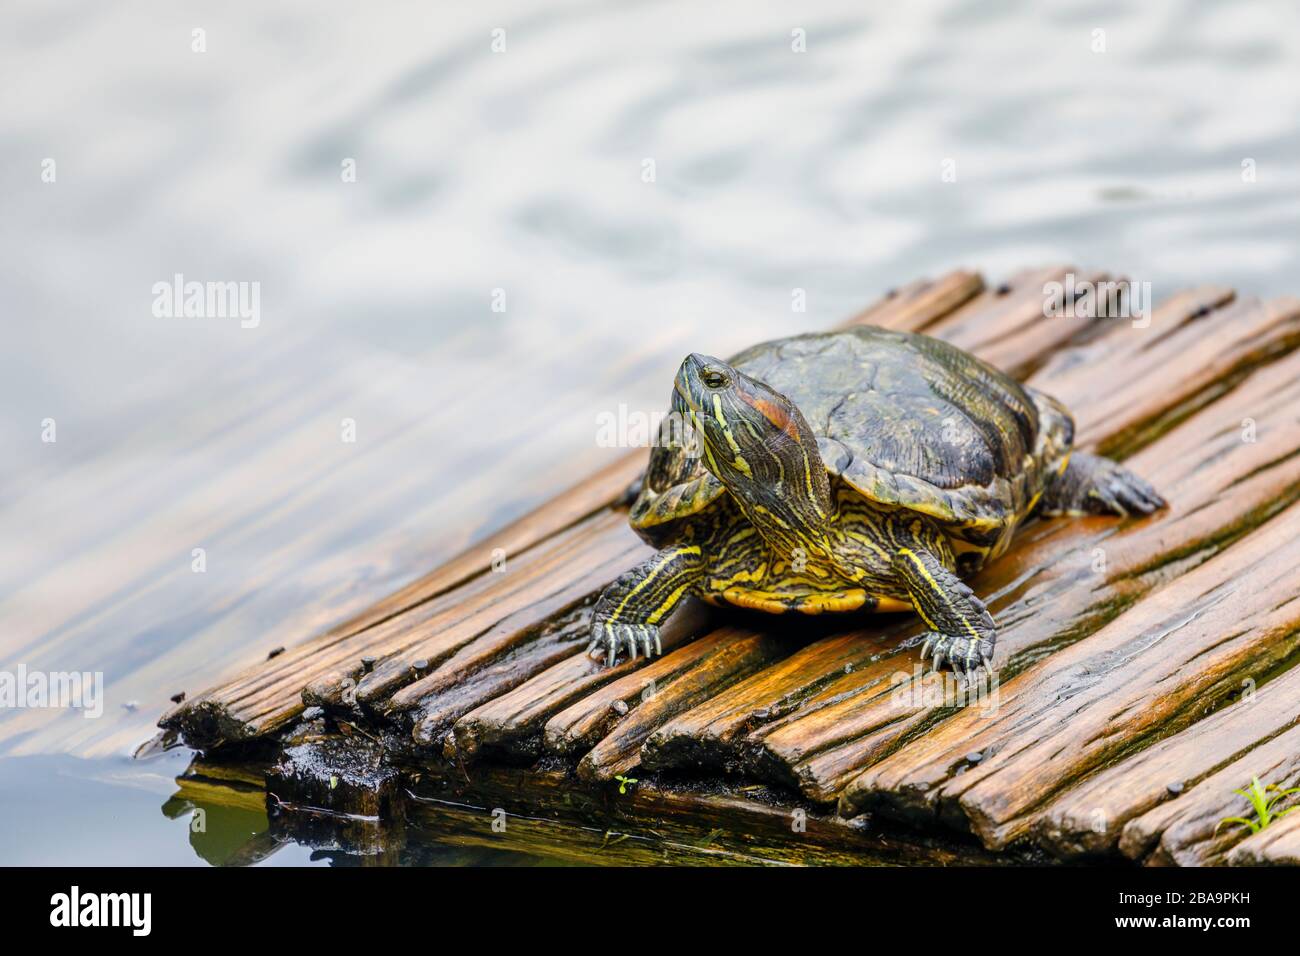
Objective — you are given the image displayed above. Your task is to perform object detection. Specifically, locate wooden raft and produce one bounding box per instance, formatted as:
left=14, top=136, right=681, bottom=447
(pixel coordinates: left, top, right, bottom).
left=159, top=266, right=1300, bottom=865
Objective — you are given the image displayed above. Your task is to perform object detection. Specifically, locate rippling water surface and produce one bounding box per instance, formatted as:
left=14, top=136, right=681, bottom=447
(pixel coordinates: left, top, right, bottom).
left=1, top=0, right=1298, bottom=863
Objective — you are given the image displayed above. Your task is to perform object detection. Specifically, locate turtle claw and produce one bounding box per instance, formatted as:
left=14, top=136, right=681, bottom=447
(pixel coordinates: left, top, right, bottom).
left=588, top=621, right=663, bottom=668
left=1088, top=464, right=1166, bottom=517
left=920, top=631, right=996, bottom=680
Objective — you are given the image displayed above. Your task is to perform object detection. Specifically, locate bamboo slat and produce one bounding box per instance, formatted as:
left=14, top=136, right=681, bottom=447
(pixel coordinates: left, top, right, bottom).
left=1040, top=294, right=1300, bottom=456
left=443, top=599, right=709, bottom=760
left=1227, top=812, right=1300, bottom=866
left=553, top=627, right=790, bottom=782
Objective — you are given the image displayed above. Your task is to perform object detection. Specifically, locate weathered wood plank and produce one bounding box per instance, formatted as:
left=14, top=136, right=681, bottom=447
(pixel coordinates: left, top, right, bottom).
left=544, top=627, right=790, bottom=781
left=408, top=601, right=598, bottom=749
left=306, top=510, right=641, bottom=706
left=1039, top=294, right=1300, bottom=457
left=928, top=266, right=1132, bottom=378
left=348, top=520, right=648, bottom=708
left=1034, top=663, right=1300, bottom=860
left=1119, top=723, right=1300, bottom=866
left=444, top=600, right=710, bottom=760
left=1227, top=812, right=1300, bottom=866
left=842, top=270, right=984, bottom=333
left=841, top=498, right=1300, bottom=850
left=640, top=625, right=904, bottom=777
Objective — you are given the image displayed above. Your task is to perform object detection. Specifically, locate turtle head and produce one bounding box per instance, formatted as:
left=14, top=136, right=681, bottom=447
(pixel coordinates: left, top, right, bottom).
left=673, top=353, right=832, bottom=554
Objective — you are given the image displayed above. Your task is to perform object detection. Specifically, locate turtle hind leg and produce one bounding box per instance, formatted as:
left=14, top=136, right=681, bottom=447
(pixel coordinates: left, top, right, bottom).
left=1040, top=451, right=1166, bottom=517
left=588, top=544, right=705, bottom=666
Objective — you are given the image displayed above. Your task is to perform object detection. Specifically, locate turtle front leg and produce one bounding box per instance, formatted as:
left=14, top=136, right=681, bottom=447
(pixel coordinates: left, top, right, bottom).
left=588, top=544, right=705, bottom=667
left=1040, top=450, right=1166, bottom=517
left=889, top=531, right=996, bottom=677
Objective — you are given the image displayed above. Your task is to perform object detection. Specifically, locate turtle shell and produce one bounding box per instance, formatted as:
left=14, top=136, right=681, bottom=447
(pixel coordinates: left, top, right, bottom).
left=633, top=325, right=1070, bottom=554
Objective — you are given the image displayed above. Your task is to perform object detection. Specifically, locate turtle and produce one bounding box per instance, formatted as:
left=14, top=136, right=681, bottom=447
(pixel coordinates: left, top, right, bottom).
left=588, top=324, right=1166, bottom=676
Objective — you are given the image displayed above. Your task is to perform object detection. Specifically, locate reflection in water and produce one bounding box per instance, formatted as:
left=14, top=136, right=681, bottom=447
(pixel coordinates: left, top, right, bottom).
left=0, top=752, right=323, bottom=866
left=161, top=762, right=278, bottom=867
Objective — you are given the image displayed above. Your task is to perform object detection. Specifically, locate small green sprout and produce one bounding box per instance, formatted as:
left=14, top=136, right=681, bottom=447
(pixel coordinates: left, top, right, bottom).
left=1215, top=776, right=1300, bottom=836
left=614, top=774, right=638, bottom=795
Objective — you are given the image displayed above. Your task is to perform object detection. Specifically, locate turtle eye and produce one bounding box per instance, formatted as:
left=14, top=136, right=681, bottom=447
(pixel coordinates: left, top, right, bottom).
left=701, top=368, right=730, bottom=389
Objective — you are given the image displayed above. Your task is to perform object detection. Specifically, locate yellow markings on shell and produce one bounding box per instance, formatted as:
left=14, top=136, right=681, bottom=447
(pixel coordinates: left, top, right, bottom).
left=718, top=587, right=870, bottom=615
left=721, top=589, right=793, bottom=614
left=795, top=590, right=868, bottom=614
left=875, top=596, right=913, bottom=612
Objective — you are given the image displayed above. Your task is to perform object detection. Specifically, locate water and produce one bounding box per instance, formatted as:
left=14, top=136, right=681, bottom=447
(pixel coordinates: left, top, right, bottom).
left=0, top=752, right=309, bottom=866
left=2, top=0, right=1298, bottom=863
